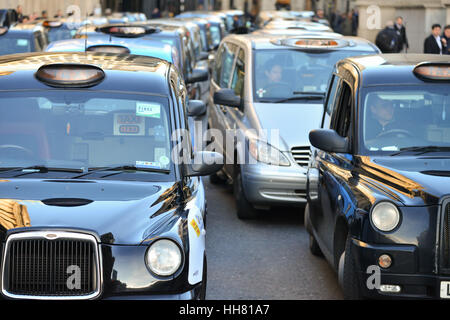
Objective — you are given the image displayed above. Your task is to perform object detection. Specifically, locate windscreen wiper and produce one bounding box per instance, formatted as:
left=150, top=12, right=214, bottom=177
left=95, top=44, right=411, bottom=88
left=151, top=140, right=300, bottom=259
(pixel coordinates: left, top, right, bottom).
left=390, top=146, right=450, bottom=156
left=261, top=92, right=325, bottom=103
left=71, top=165, right=170, bottom=179
left=0, top=165, right=85, bottom=177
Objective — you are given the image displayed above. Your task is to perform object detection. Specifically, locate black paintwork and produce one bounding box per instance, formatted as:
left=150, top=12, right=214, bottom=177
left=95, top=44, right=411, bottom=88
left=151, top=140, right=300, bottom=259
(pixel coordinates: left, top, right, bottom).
left=0, top=52, right=205, bottom=300
left=307, top=54, right=450, bottom=299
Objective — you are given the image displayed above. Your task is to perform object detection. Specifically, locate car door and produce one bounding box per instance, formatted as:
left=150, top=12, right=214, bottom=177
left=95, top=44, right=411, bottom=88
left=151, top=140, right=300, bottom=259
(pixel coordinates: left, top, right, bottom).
left=223, top=46, right=246, bottom=177
left=314, top=78, right=355, bottom=255
left=209, top=41, right=238, bottom=154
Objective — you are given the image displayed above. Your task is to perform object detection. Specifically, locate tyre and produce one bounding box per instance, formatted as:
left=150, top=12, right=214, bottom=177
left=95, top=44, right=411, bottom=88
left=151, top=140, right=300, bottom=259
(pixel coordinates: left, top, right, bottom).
left=209, top=172, right=225, bottom=184
left=233, top=166, right=258, bottom=219
left=198, top=255, right=207, bottom=300
left=309, top=234, right=324, bottom=257
left=339, top=235, right=363, bottom=300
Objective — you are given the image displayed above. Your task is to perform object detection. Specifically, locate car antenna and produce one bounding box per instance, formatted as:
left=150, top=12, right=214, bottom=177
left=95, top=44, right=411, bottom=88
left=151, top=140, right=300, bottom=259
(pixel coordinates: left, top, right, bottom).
left=84, top=8, right=88, bottom=54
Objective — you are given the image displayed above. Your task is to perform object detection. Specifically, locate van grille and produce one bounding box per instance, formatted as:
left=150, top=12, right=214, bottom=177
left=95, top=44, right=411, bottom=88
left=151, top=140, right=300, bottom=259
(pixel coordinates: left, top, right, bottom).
left=291, top=146, right=311, bottom=167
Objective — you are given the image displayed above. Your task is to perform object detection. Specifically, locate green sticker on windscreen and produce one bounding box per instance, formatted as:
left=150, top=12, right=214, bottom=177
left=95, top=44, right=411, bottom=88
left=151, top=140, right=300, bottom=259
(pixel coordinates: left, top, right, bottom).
left=136, top=102, right=161, bottom=118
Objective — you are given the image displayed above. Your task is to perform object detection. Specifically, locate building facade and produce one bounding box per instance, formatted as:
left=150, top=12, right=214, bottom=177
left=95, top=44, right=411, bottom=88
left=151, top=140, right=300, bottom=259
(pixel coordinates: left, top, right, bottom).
left=356, top=0, right=450, bottom=53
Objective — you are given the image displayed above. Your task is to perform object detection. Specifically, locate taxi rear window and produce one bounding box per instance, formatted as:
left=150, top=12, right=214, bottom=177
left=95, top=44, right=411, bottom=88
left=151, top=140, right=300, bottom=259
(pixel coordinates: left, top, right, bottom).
left=0, top=91, right=175, bottom=180
left=0, top=35, right=32, bottom=55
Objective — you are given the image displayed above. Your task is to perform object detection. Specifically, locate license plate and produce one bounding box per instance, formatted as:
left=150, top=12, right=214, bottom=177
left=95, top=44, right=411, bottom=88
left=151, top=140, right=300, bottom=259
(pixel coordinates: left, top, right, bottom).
left=440, top=281, right=450, bottom=298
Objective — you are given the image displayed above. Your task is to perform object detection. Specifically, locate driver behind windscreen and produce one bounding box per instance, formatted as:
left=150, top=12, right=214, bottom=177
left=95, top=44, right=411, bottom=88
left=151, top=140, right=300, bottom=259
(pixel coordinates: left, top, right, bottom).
left=365, top=95, right=404, bottom=140
left=256, top=58, right=284, bottom=97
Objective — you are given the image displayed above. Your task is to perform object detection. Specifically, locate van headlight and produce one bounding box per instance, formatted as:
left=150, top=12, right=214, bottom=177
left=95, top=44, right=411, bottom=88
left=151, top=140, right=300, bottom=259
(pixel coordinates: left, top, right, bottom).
left=145, top=239, right=182, bottom=276
left=371, top=202, right=401, bottom=232
left=249, top=139, right=290, bottom=166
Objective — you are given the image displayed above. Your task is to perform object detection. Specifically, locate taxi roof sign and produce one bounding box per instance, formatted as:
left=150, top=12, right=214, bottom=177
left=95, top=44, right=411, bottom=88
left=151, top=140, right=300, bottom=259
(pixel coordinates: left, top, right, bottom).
left=87, top=45, right=131, bottom=54
left=275, top=37, right=348, bottom=50
left=97, top=25, right=159, bottom=38
left=413, top=63, right=450, bottom=81
left=43, top=20, right=63, bottom=28
left=35, top=64, right=105, bottom=88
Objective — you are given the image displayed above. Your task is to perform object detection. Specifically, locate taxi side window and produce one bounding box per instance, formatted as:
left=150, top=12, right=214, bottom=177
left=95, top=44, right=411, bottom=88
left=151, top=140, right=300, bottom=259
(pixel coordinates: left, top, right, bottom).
left=230, top=48, right=245, bottom=98
left=331, top=81, right=353, bottom=139
left=323, top=75, right=342, bottom=129
left=213, top=42, right=237, bottom=88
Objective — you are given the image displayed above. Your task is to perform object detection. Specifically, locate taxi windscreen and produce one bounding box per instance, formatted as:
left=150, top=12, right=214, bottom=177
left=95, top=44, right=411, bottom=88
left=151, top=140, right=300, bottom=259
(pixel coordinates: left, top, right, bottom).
left=0, top=34, right=32, bottom=55
left=0, top=91, right=174, bottom=177
left=361, top=85, right=450, bottom=154
left=48, top=27, right=77, bottom=42
left=253, top=49, right=373, bottom=102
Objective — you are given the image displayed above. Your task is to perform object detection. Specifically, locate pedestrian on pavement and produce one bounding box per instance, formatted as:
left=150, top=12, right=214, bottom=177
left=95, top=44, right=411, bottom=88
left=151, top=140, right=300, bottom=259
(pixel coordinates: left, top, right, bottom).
left=442, top=25, right=450, bottom=55
left=15, top=5, right=24, bottom=23
left=351, top=9, right=359, bottom=36
left=394, top=16, right=409, bottom=53
left=375, top=21, right=400, bottom=53
left=424, top=24, right=444, bottom=54
left=341, top=12, right=353, bottom=36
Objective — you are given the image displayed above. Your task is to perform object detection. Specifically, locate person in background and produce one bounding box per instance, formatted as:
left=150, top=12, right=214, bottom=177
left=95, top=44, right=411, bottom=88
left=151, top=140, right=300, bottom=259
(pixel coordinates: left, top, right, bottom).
left=312, top=9, right=325, bottom=22
left=341, top=11, right=353, bottom=36
left=16, top=5, right=24, bottom=23
left=54, top=9, right=63, bottom=19
left=331, top=10, right=344, bottom=34
left=36, top=10, right=48, bottom=21
left=151, top=8, right=161, bottom=19
left=351, top=9, right=359, bottom=36
left=441, top=25, right=450, bottom=55
left=394, top=16, right=409, bottom=53
left=424, top=24, right=444, bottom=54
left=375, top=21, right=400, bottom=53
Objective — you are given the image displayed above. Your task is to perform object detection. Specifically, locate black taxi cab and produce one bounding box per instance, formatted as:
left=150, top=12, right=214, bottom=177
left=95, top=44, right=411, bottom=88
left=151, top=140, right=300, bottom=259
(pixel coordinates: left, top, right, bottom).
left=306, top=54, right=450, bottom=299
left=0, top=23, right=48, bottom=55
left=0, top=52, right=222, bottom=300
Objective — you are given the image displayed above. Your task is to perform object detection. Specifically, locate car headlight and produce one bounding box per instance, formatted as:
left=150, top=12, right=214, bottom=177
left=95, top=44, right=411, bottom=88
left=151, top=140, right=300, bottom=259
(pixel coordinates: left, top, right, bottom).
left=371, top=202, right=401, bottom=232
left=145, top=239, right=182, bottom=277
left=249, top=139, right=290, bottom=166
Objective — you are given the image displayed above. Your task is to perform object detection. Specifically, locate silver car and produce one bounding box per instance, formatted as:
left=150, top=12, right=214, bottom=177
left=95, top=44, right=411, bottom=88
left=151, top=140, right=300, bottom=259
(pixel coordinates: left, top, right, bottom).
left=207, top=33, right=380, bottom=219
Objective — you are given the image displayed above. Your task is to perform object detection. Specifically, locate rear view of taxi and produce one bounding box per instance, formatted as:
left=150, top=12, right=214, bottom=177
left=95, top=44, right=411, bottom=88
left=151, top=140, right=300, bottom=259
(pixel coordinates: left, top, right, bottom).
left=0, top=52, right=222, bottom=300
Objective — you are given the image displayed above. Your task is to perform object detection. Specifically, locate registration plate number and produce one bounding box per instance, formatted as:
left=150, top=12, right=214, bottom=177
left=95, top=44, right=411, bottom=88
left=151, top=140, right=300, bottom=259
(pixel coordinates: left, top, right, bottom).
left=440, top=281, right=450, bottom=298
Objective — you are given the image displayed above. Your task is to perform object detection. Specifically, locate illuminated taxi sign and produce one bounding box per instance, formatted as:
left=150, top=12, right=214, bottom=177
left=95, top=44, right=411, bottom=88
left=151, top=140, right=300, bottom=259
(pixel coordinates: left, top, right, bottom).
left=98, top=25, right=158, bottom=38
left=43, top=20, right=62, bottom=28
left=413, top=63, right=450, bottom=81
left=87, top=45, right=131, bottom=54
left=280, top=37, right=348, bottom=50
left=35, top=64, right=105, bottom=88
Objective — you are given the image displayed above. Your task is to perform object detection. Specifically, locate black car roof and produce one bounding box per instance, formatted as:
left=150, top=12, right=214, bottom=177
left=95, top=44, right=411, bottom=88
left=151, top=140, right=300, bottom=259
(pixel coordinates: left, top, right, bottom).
left=341, top=53, right=450, bottom=86
left=0, top=52, right=171, bottom=94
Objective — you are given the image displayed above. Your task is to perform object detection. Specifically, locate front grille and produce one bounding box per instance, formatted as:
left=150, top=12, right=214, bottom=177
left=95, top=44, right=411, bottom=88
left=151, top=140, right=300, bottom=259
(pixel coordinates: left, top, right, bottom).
left=441, top=202, right=450, bottom=273
left=291, top=146, right=311, bottom=167
left=2, top=231, right=101, bottom=299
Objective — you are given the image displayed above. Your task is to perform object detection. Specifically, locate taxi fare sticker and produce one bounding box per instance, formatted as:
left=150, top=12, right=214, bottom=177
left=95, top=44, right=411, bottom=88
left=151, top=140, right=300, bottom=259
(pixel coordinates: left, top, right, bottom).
left=113, top=113, right=145, bottom=136
left=136, top=102, right=161, bottom=118
left=190, top=219, right=201, bottom=237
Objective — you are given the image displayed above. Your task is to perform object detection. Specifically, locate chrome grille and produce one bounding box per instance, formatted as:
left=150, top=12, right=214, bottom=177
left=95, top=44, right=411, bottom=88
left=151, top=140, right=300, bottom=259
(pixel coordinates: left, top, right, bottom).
left=2, top=231, right=101, bottom=299
left=441, top=202, right=450, bottom=274
left=291, top=146, right=311, bottom=167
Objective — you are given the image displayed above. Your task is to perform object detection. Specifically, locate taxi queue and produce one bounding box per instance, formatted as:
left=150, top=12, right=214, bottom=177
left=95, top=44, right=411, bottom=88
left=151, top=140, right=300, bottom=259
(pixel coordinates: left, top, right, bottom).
left=0, top=8, right=450, bottom=300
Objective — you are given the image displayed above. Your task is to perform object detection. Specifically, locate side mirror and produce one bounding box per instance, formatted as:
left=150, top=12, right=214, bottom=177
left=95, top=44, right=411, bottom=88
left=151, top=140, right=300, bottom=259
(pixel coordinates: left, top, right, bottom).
left=187, top=100, right=206, bottom=117
left=309, top=129, right=350, bottom=153
left=185, top=151, right=224, bottom=177
left=213, top=88, right=241, bottom=109
left=198, top=52, right=209, bottom=61
left=186, top=68, right=209, bottom=84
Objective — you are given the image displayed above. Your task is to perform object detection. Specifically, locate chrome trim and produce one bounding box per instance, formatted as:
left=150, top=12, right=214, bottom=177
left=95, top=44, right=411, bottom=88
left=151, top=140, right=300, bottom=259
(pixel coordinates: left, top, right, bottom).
left=1, top=230, right=103, bottom=300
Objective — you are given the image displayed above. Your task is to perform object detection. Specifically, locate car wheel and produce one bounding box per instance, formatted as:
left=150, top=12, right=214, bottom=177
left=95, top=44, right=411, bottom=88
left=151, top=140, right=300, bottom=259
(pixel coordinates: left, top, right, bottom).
left=233, top=166, right=258, bottom=219
left=309, top=234, right=323, bottom=257
left=209, top=172, right=225, bottom=184
left=198, top=255, right=207, bottom=300
left=339, top=235, right=363, bottom=300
